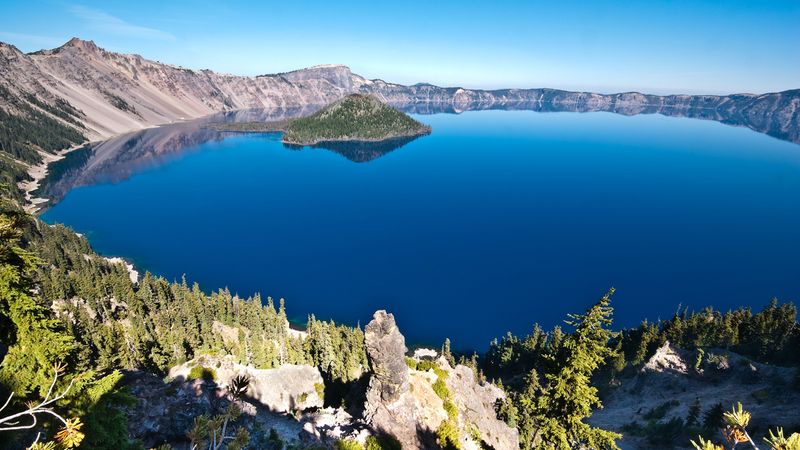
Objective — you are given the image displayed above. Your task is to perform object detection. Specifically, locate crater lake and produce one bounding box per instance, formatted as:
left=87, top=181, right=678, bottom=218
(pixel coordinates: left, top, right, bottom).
left=38, top=109, right=800, bottom=350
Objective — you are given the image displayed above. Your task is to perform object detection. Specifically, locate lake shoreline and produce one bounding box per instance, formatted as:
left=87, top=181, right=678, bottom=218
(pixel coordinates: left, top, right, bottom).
left=281, top=127, right=432, bottom=146
left=207, top=120, right=432, bottom=146
left=19, top=141, right=92, bottom=213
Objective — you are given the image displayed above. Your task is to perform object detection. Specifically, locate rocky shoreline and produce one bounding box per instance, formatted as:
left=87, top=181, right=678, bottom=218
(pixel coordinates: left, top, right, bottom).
left=18, top=141, right=89, bottom=213
left=281, top=127, right=431, bottom=147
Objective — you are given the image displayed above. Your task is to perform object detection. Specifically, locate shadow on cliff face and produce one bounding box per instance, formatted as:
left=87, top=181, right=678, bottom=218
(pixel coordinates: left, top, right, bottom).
left=322, top=372, right=370, bottom=416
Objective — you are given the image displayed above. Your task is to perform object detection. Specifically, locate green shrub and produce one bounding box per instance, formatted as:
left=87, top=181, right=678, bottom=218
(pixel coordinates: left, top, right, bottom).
left=405, top=357, right=418, bottom=370
left=187, top=366, right=216, bottom=381
left=265, top=428, right=283, bottom=450
left=315, top=382, right=325, bottom=399
left=694, top=348, right=705, bottom=372
left=436, top=419, right=462, bottom=450
left=433, top=378, right=450, bottom=401
left=417, top=360, right=436, bottom=372
left=365, top=434, right=402, bottom=450
left=466, top=425, right=484, bottom=448
left=443, top=399, right=458, bottom=420
left=335, top=439, right=364, bottom=450
left=644, top=417, right=684, bottom=445
left=623, top=417, right=685, bottom=445
left=702, top=403, right=725, bottom=431
left=643, top=400, right=679, bottom=421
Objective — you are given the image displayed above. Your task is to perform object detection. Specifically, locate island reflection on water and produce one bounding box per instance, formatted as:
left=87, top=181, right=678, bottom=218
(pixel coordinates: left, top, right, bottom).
left=36, top=101, right=800, bottom=349
left=36, top=99, right=799, bottom=210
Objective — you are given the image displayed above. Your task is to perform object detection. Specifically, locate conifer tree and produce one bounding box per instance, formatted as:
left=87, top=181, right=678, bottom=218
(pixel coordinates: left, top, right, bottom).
left=532, top=289, right=621, bottom=450
left=0, top=201, right=76, bottom=395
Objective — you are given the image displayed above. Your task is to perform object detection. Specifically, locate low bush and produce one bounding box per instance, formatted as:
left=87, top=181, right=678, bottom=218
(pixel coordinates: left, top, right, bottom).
left=643, top=400, right=680, bottom=421
left=335, top=439, right=364, bottom=450
left=365, top=434, right=402, bottom=450
left=187, top=365, right=216, bottom=381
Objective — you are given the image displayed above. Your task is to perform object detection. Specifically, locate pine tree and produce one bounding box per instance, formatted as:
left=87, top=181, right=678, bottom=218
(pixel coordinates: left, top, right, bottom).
left=532, top=289, right=621, bottom=450
left=0, top=202, right=76, bottom=395
left=687, top=398, right=701, bottom=427
left=441, top=338, right=455, bottom=367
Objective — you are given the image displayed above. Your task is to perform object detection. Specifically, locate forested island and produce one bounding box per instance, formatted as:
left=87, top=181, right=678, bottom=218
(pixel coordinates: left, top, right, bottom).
left=281, top=94, right=431, bottom=145
left=206, top=94, right=432, bottom=148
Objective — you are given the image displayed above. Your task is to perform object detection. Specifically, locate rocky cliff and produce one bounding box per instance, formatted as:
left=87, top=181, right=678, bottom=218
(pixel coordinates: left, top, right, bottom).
left=361, top=310, right=519, bottom=450
left=1, top=37, right=798, bottom=148
left=121, top=311, right=518, bottom=449
left=2, top=38, right=362, bottom=141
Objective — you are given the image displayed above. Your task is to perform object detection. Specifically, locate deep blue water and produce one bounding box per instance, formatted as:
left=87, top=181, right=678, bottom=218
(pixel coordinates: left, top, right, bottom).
left=41, top=111, right=800, bottom=350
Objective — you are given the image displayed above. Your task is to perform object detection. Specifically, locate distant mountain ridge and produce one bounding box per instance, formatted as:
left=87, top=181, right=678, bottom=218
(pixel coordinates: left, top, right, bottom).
left=1, top=37, right=798, bottom=148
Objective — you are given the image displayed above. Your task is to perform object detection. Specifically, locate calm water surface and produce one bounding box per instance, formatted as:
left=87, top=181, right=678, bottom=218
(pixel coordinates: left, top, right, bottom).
left=40, top=111, right=800, bottom=349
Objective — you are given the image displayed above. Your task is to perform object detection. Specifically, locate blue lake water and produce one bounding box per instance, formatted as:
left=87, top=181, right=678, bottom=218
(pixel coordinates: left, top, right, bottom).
left=40, top=110, right=800, bottom=350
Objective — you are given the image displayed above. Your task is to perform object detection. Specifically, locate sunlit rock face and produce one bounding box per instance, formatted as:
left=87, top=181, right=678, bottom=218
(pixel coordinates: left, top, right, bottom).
left=1, top=38, right=797, bottom=149
left=364, top=310, right=411, bottom=403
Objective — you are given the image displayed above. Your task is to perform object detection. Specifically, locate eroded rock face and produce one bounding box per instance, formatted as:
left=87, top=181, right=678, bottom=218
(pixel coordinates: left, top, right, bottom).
left=363, top=310, right=431, bottom=448
left=364, top=310, right=410, bottom=403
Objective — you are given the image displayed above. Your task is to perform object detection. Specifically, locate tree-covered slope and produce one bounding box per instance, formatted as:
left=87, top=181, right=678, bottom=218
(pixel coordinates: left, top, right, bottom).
left=282, top=94, right=431, bottom=145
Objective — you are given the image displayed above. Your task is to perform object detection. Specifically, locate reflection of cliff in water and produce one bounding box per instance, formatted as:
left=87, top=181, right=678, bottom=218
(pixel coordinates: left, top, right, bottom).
left=35, top=93, right=800, bottom=210
left=391, top=89, right=800, bottom=145
left=35, top=106, right=321, bottom=207
left=282, top=135, right=424, bottom=163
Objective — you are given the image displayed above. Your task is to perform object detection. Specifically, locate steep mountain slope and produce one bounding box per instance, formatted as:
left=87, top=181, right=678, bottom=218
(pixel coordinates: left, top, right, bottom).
left=25, top=38, right=364, bottom=140
left=1, top=37, right=797, bottom=146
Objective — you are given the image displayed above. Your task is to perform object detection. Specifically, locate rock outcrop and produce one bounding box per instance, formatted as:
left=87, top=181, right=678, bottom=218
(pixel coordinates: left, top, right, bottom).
left=118, top=312, right=521, bottom=449
left=364, top=310, right=410, bottom=403
left=362, top=310, right=425, bottom=447
left=447, top=364, right=520, bottom=450
left=361, top=311, right=519, bottom=450
left=169, top=355, right=324, bottom=413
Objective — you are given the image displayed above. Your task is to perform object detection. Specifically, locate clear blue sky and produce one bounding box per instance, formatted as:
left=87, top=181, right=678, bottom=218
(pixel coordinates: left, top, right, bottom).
left=1, top=0, right=798, bottom=94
